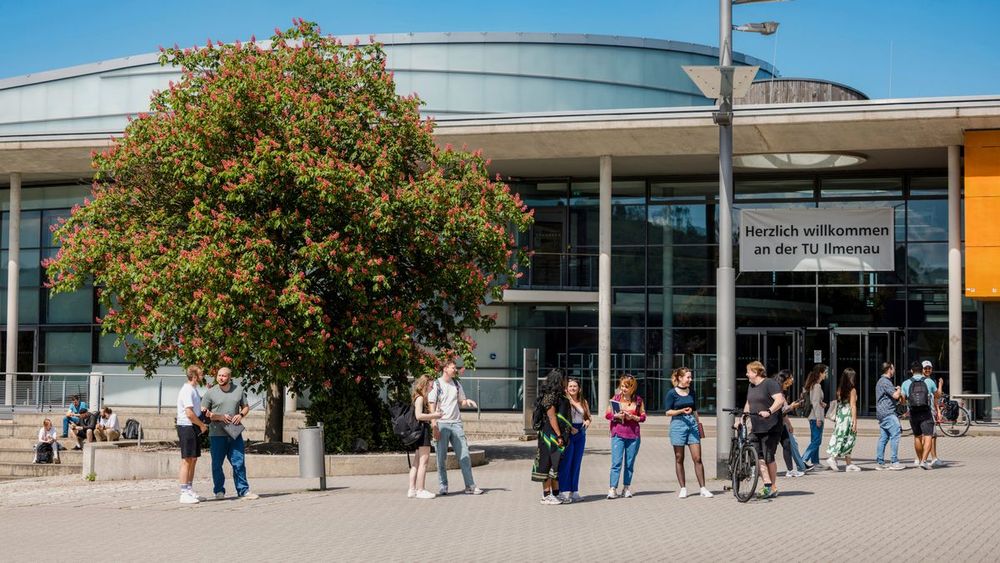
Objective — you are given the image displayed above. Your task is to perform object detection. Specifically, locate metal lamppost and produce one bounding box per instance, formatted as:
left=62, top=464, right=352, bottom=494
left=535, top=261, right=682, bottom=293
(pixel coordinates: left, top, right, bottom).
left=683, top=0, right=781, bottom=479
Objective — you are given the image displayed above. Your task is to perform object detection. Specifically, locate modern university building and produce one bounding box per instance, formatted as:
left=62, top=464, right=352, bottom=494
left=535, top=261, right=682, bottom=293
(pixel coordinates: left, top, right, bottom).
left=2, top=32, right=999, bottom=417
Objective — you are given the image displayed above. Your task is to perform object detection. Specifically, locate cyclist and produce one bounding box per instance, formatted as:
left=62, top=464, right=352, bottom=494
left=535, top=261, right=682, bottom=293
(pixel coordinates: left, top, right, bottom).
left=901, top=361, right=937, bottom=470
left=922, top=360, right=943, bottom=467
left=744, top=361, right=785, bottom=499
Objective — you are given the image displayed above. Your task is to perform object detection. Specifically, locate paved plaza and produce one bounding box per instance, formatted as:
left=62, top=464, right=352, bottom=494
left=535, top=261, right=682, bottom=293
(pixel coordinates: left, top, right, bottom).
left=1, top=432, right=998, bottom=561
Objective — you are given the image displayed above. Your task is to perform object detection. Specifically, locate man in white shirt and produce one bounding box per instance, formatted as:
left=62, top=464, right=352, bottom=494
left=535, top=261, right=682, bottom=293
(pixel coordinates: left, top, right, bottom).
left=428, top=360, right=482, bottom=496
left=176, top=365, right=208, bottom=504
left=94, top=407, right=120, bottom=441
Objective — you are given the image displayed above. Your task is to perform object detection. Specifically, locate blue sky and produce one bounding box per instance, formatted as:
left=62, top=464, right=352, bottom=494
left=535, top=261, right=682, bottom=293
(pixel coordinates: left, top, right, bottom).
left=2, top=0, right=998, bottom=99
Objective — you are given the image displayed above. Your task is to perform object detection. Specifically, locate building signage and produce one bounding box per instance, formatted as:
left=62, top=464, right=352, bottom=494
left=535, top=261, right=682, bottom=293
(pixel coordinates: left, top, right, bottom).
left=739, top=208, right=894, bottom=272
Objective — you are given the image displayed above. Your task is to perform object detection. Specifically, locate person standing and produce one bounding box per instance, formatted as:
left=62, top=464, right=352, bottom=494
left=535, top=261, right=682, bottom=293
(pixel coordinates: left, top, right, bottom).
left=407, top=375, right=443, bottom=499
left=744, top=361, right=785, bottom=499
left=557, top=378, right=591, bottom=503
left=774, top=370, right=807, bottom=478
left=202, top=367, right=259, bottom=500
left=874, top=362, right=904, bottom=470
left=176, top=365, right=209, bottom=504
left=429, top=360, right=483, bottom=496
left=826, top=368, right=860, bottom=472
left=901, top=361, right=937, bottom=470
left=665, top=367, right=712, bottom=498
left=606, top=374, right=646, bottom=499
left=923, top=360, right=944, bottom=467
left=800, top=364, right=829, bottom=470
left=532, top=369, right=570, bottom=505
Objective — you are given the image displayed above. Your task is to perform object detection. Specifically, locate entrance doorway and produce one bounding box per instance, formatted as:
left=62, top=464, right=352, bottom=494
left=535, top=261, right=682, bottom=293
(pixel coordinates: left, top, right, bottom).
left=0, top=329, right=38, bottom=405
left=736, top=328, right=803, bottom=406
left=830, top=329, right=904, bottom=416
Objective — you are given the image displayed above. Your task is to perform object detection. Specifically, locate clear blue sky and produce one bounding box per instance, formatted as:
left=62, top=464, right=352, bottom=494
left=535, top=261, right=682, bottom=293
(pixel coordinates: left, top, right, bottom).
left=2, top=0, right=998, bottom=100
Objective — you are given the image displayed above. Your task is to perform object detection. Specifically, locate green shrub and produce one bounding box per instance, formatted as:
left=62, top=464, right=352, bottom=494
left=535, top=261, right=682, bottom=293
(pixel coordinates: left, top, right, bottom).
left=305, top=374, right=409, bottom=453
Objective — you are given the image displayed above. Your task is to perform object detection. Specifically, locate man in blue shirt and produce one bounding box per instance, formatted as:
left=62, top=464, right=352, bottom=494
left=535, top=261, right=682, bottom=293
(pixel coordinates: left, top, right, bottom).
left=901, top=361, right=938, bottom=470
left=873, top=362, right=903, bottom=470
left=62, top=395, right=88, bottom=438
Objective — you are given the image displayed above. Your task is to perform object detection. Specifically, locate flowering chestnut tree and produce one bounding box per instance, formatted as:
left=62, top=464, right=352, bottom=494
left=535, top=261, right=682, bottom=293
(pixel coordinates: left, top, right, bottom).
left=46, top=20, right=531, bottom=445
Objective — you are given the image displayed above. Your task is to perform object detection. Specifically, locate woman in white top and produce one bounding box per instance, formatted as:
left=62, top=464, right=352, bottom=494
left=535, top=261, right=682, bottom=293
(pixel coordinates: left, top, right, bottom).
left=407, top=375, right=443, bottom=499
left=800, top=364, right=829, bottom=470
left=556, top=379, right=591, bottom=503
left=34, top=418, right=62, bottom=464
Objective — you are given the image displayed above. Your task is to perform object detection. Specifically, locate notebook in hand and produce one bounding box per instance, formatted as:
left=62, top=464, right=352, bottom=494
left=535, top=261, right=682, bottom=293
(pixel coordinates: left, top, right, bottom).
left=223, top=423, right=245, bottom=439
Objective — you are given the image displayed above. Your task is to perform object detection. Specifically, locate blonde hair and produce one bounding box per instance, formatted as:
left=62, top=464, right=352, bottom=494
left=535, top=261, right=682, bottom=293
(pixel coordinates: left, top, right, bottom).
left=618, top=374, right=638, bottom=398
left=186, top=365, right=204, bottom=381
left=747, top=361, right=766, bottom=379
left=671, top=367, right=692, bottom=387
left=411, top=375, right=433, bottom=409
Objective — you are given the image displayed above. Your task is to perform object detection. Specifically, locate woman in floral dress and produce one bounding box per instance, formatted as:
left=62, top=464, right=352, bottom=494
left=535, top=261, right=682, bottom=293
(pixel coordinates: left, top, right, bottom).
left=826, top=368, right=859, bottom=472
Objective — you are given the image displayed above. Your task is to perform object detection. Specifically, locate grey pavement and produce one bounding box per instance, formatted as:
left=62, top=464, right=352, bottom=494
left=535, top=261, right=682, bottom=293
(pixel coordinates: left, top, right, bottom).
left=1, top=431, right=999, bottom=562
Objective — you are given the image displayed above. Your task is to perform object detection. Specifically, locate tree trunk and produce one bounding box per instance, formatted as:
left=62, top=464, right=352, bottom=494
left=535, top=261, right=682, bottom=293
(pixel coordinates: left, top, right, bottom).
left=265, top=383, right=284, bottom=443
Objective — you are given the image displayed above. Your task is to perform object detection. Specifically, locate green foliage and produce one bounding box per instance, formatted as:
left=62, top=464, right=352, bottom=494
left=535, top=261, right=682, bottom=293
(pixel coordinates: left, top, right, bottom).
left=85, top=472, right=97, bottom=482
left=45, top=18, right=532, bottom=416
left=305, top=375, right=407, bottom=453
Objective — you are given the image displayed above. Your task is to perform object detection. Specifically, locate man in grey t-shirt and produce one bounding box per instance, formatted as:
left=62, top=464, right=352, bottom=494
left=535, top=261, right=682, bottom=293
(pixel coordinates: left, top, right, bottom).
left=873, top=362, right=903, bottom=470
left=202, top=367, right=258, bottom=500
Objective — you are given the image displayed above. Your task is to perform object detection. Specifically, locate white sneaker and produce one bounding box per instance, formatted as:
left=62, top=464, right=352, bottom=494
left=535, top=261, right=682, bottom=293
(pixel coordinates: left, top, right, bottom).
left=557, top=492, right=572, bottom=504
left=930, top=458, right=942, bottom=467
left=214, top=492, right=226, bottom=500
left=786, top=470, right=805, bottom=478
left=438, top=486, right=448, bottom=496
left=239, top=493, right=259, bottom=500
left=921, top=461, right=933, bottom=470
left=889, top=462, right=905, bottom=470
left=825, top=457, right=839, bottom=471
left=622, top=487, right=633, bottom=498
left=678, top=487, right=688, bottom=499
left=913, top=459, right=922, bottom=468
left=699, top=487, right=714, bottom=498
left=607, top=488, right=618, bottom=499
left=179, top=492, right=199, bottom=504
left=464, top=486, right=484, bottom=495
left=571, top=492, right=583, bottom=502
left=540, top=494, right=561, bottom=505
left=415, top=489, right=436, bottom=499
left=407, top=488, right=417, bottom=498
left=845, top=464, right=861, bottom=472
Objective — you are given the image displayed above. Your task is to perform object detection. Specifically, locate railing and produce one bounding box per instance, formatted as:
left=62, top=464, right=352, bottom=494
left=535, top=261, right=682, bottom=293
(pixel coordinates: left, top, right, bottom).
left=513, top=252, right=599, bottom=289
left=0, top=372, right=97, bottom=411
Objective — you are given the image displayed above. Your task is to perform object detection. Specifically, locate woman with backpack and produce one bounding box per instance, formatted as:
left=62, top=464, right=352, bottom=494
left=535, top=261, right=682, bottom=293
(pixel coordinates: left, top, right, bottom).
left=774, top=370, right=807, bottom=477
left=826, top=367, right=860, bottom=472
left=33, top=418, right=62, bottom=464
left=800, top=364, right=829, bottom=470
left=532, top=369, right=570, bottom=505
left=606, top=374, right=646, bottom=499
left=665, top=367, right=712, bottom=498
left=407, top=375, right=443, bottom=499
left=556, top=378, right=591, bottom=503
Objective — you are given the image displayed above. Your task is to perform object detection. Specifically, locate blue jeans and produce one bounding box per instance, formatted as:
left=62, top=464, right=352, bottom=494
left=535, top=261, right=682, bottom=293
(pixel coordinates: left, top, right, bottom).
left=62, top=416, right=80, bottom=437
left=435, top=421, right=475, bottom=490
left=558, top=423, right=586, bottom=492
left=802, top=419, right=823, bottom=464
left=785, top=430, right=807, bottom=471
left=209, top=435, right=249, bottom=496
left=875, top=415, right=902, bottom=464
left=609, top=436, right=640, bottom=488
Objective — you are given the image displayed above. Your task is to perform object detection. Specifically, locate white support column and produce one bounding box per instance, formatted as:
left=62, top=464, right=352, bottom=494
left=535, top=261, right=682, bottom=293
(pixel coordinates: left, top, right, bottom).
left=598, top=156, right=612, bottom=413
left=948, top=145, right=963, bottom=396
left=284, top=386, right=297, bottom=412
left=4, top=172, right=21, bottom=406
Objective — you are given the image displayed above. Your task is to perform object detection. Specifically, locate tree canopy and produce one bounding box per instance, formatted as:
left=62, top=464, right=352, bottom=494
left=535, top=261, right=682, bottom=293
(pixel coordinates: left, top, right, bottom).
left=46, top=20, right=532, bottom=401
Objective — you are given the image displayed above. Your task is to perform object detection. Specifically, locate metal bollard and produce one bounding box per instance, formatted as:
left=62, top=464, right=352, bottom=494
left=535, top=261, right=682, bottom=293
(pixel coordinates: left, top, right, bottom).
left=298, top=424, right=327, bottom=490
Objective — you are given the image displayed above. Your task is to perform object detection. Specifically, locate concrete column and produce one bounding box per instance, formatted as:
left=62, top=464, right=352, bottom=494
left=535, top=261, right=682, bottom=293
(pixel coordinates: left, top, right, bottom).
left=4, top=172, right=21, bottom=406
left=948, top=145, right=963, bottom=396
left=598, top=155, right=612, bottom=412
left=284, top=386, right=297, bottom=412
left=661, top=213, right=674, bottom=387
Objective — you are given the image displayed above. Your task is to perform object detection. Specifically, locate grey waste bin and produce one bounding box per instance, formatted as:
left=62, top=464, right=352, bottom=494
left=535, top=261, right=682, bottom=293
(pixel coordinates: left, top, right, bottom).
left=298, top=424, right=327, bottom=490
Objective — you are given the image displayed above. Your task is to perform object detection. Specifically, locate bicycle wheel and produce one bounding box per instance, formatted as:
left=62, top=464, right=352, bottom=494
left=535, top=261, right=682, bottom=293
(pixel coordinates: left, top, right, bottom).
left=732, top=445, right=760, bottom=503
left=938, top=406, right=971, bottom=437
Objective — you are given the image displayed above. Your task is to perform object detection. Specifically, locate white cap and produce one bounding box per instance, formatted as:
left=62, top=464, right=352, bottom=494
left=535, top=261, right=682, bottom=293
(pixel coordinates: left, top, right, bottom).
left=921, top=360, right=933, bottom=368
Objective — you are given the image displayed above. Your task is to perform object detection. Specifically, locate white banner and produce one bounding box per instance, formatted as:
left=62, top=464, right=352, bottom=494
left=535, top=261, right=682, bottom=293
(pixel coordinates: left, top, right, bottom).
left=739, top=208, right=894, bottom=272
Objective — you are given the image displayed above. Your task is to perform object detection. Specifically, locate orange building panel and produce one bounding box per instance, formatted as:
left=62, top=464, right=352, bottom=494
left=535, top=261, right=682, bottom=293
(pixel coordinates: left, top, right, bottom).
left=965, top=130, right=1000, bottom=198
left=965, top=196, right=1000, bottom=246
left=965, top=246, right=1000, bottom=300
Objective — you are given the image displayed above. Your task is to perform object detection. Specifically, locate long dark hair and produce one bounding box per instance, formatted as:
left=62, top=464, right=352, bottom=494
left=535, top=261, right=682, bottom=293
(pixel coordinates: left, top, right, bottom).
left=774, top=369, right=793, bottom=396
left=539, top=369, right=567, bottom=408
left=837, top=368, right=856, bottom=402
left=804, top=364, right=828, bottom=392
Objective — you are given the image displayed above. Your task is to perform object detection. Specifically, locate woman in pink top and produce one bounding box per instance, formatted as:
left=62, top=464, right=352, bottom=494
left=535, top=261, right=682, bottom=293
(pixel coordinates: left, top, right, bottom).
left=605, top=374, right=646, bottom=499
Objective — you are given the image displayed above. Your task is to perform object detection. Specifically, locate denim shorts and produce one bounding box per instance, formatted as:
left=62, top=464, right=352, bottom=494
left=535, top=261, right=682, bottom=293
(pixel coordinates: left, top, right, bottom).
left=669, top=415, right=700, bottom=446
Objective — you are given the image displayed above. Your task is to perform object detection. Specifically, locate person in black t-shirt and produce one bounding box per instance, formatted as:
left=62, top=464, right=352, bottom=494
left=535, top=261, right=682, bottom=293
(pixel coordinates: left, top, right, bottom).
left=744, top=361, right=786, bottom=499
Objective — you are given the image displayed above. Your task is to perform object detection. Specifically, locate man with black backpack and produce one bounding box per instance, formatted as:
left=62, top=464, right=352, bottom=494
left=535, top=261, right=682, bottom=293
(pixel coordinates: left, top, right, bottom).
left=428, top=360, right=482, bottom=496
left=901, top=361, right=938, bottom=470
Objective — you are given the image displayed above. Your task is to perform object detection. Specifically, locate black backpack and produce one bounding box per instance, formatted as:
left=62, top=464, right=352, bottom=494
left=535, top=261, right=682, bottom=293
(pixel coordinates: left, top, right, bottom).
left=908, top=378, right=930, bottom=408
left=797, top=387, right=813, bottom=417
left=390, top=403, right=424, bottom=448
left=36, top=442, right=53, bottom=464
left=122, top=418, right=142, bottom=440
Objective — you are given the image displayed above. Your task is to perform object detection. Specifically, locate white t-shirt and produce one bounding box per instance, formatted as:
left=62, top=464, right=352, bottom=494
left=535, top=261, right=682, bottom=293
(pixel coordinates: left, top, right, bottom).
left=38, top=427, right=57, bottom=442
left=100, top=413, right=120, bottom=432
left=176, top=382, right=202, bottom=426
left=428, top=378, right=466, bottom=423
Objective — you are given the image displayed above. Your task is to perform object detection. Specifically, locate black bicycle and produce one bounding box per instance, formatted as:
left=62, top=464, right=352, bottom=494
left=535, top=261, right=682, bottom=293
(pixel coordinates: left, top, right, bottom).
left=723, top=408, right=760, bottom=503
left=897, top=394, right=970, bottom=438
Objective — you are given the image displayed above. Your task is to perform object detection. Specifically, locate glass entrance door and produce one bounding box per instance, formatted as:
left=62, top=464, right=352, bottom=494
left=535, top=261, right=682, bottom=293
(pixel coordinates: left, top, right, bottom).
left=736, top=328, right=803, bottom=406
left=830, top=329, right=904, bottom=416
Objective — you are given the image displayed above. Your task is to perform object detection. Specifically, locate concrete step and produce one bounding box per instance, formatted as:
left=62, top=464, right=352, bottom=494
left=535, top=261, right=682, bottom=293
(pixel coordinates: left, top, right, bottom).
left=0, top=461, right=82, bottom=477
left=0, top=448, right=83, bottom=464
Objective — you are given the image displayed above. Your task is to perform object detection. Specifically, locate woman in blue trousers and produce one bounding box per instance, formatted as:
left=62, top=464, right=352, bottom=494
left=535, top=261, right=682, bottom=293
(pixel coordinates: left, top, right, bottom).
left=557, top=379, right=591, bottom=503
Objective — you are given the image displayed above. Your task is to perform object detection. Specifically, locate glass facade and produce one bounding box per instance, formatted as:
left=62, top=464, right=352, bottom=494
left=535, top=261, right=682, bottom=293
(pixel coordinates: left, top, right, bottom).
left=474, top=173, right=978, bottom=414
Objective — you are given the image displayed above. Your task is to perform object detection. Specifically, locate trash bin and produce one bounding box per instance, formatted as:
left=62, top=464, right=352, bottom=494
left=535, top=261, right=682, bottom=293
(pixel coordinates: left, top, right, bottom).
left=298, top=424, right=327, bottom=490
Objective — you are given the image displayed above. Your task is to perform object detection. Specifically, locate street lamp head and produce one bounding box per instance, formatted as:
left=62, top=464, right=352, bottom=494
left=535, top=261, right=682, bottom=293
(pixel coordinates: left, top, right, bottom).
left=733, top=21, right=780, bottom=35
